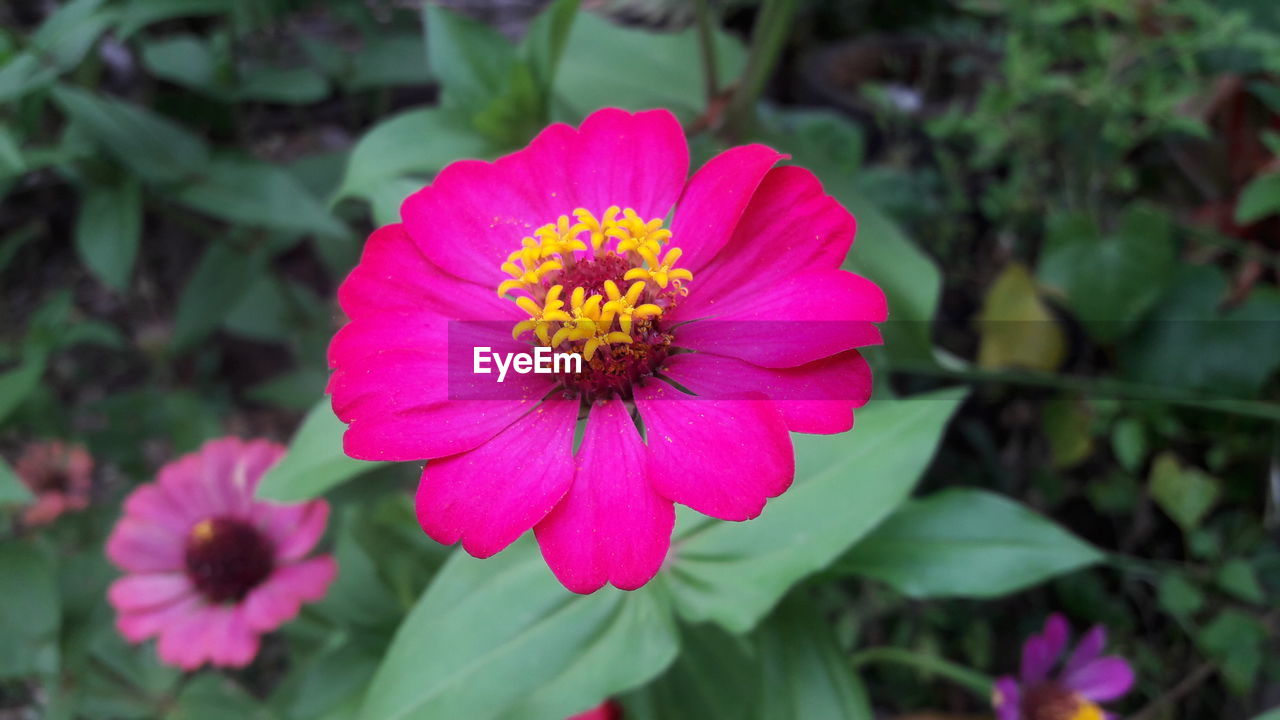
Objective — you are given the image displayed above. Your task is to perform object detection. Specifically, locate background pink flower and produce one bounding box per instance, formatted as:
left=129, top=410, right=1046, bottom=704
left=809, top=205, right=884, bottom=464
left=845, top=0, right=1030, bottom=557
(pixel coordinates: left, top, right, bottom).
left=994, top=614, right=1135, bottom=720
left=106, top=437, right=336, bottom=670
left=329, top=107, right=885, bottom=594
left=14, top=440, right=93, bottom=527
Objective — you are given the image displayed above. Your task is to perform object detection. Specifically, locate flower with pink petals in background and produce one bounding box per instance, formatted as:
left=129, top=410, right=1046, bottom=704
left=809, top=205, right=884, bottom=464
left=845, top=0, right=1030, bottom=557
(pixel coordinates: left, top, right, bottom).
left=994, top=614, right=1135, bottom=720
left=106, top=437, right=336, bottom=670
left=14, top=440, right=93, bottom=527
left=328, top=107, right=885, bottom=594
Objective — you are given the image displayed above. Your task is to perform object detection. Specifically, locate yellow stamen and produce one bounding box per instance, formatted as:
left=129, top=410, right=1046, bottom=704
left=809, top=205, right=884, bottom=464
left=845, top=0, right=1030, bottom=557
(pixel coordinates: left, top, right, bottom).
left=602, top=279, right=663, bottom=334
left=1068, top=698, right=1104, bottom=720
left=190, top=518, right=216, bottom=544
left=624, top=246, right=692, bottom=289
left=513, top=285, right=570, bottom=345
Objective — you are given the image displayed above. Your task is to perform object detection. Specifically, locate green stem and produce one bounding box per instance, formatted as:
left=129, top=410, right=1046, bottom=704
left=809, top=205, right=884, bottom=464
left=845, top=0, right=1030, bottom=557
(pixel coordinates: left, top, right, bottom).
left=694, top=0, right=720, bottom=105
left=724, top=0, right=799, bottom=139
left=851, top=646, right=994, bottom=698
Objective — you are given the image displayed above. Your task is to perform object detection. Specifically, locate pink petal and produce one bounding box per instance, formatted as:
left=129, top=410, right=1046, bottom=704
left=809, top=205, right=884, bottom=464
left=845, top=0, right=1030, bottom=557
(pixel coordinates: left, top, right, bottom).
left=206, top=605, right=260, bottom=668
left=673, top=269, right=885, bottom=367
left=401, top=109, right=687, bottom=287
left=108, top=574, right=192, bottom=613
left=242, top=556, right=337, bottom=632
left=155, top=453, right=212, bottom=517
left=660, top=350, right=873, bottom=434
left=231, top=439, right=286, bottom=502
left=1064, top=656, right=1135, bottom=702
left=257, top=499, right=330, bottom=562
left=122, top=483, right=198, bottom=537
left=106, top=517, right=184, bottom=573
left=337, top=223, right=515, bottom=322
left=671, top=165, right=854, bottom=321
left=327, top=311, right=551, bottom=461
left=1020, top=613, right=1070, bottom=685
left=416, top=398, right=578, bottom=558
left=1062, top=625, right=1107, bottom=678
left=158, top=604, right=218, bottom=670
left=197, top=437, right=252, bottom=516
left=670, top=144, right=785, bottom=274
left=634, top=380, right=793, bottom=521
left=116, top=592, right=201, bottom=643
left=535, top=399, right=674, bottom=593
left=993, top=676, right=1022, bottom=720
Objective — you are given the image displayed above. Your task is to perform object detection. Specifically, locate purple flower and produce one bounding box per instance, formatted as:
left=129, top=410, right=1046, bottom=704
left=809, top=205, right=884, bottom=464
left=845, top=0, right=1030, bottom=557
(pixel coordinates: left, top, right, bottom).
left=993, top=614, right=1135, bottom=720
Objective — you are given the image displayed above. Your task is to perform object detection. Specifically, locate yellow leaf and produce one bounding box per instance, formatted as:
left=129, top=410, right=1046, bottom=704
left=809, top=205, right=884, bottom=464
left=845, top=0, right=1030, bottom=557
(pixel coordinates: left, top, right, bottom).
left=977, top=263, right=1065, bottom=371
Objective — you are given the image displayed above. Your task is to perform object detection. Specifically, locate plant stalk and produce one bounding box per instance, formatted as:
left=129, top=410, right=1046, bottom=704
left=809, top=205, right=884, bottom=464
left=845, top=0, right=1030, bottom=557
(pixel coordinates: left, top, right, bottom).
left=850, top=647, right=995, bottom=699
left=723, top=0, right=799, bottom=140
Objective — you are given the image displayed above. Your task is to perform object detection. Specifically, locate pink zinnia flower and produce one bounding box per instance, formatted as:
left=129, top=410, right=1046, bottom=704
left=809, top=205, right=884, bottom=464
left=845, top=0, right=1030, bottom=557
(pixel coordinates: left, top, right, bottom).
left=993, top=614, right=1135, bottom=720
left=328, top=108, right=885, bottom=593
left=106, top=437, right=336, bottom=670
left=13, top=440, right=93, bottom=527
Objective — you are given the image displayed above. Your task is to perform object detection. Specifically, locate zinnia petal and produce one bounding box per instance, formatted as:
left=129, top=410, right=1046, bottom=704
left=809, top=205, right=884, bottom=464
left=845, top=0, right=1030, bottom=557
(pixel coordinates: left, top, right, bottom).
left=1062, top=625, right=1107, bottom=678
left=1020, top=613, right=1070, bottom=684
left=108, top=573, right=192, bottom=613
left=993, top=676, right=1022, bottom=720
left=416, top=399, right=578, bottom=558
left=1064, top=656, right=1135, bottom=702
left=634, top=380, right=793, bottom=521
left=670, top=144, right=785, bottom=273
left=243, top=555, right=337, bottom=632
left=535, top=398, right=674, bottom=593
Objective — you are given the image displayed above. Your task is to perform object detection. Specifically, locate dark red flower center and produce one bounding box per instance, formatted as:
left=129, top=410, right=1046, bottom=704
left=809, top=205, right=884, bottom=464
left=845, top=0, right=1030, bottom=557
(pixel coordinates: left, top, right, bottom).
left=183, top=517, right=275, bottom=603
left=1022, top=683, right=1103, bottom=720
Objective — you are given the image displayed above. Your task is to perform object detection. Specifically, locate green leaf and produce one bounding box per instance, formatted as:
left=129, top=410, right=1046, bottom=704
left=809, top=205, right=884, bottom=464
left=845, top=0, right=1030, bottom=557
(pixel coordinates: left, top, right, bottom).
left=256, top=399, right=385, bottom=503
left=174, top=675, right=279, bottom=720
left=663, top=388, right=967, bottom=633
left=838, top=488, right=1102, bottom=598
left=176, top=156, right=348, bottom=237
left=74, top=175, right=141, bottom=290
left=116, top=0, right=233, bottom=38
left=348, top=33, right=431, bottom=90
left=0, top=539, right=60, bottom=678
left=1235, top=171, right=1280, bottom=224
left=1110, top=418, right=1147, bottom=472
left=1121, top=266, right=1280, bottom=397
left=425, top=5, right=517, bottom=114
left=51, top=85, right=209, bottom=183
left=238, top=66, right=328, bottom=104
left=1250, top=709, right=1280, bottom=720
left=172, top=241, right=269, bottom=351
left=1196, top=609, right=1264, bottom=694
left=0, top=0, right=115, bottom=101
left=1156, top=572, right=1204, bottom=621
left=524, top=0, right=580, bottom=98
left=0, top=456, right=34, bottom=505
left=1148, top=452, right=1220, bottom=533
left=976, top=263, right=1066, bottom=372
left=1039, top=205, right=1176, bottom=342
left=140, top=35, right=219, bottom=94
left=552, top=12, right=746, bottom=122
left=335, top=107, right=493, bottom=203
left=753, top=595, right=873, bottom=720
left=622, top=623, right=759, bottom=720
left=1216, top=559, right=1265, bottom=604
left=359, top=537, right=678, bottom=720
left=0, top=355, right=46, bottom=425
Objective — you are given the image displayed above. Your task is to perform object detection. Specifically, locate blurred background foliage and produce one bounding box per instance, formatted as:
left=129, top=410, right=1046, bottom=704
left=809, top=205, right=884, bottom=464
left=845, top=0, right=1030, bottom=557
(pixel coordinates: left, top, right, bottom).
left=1, top=0, right=1279, bottom=718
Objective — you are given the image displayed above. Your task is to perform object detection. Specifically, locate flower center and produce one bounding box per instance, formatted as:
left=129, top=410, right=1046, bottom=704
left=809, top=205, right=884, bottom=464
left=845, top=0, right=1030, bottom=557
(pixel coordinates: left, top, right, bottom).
left=498, top=207, right=692, bottom=400
left=184, top=517, right=274, bottom=603
left=1022, top=684, right=1105, bottom=720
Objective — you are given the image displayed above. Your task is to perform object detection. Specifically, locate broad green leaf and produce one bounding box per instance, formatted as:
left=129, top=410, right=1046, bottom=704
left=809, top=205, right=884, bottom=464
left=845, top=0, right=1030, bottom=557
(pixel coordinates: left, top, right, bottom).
left=1251, top=709, right=1280, bottom=720
left=140, top=35, right=219, bottom=94
left=177, top=156, right=348, bottom=237
left=976, top=263, right=1065, bottom=372
left=0, top=456, right=34, bottom=505
left=270, top=637, right=380, bottom=720
left=1156, top=572, right=1204, bottom=621
left=0, top=355, right=46, bottom=424
left=552, top=12, right=746, bottom=122
left=256, top=400, right=385, bottom=503
left=74, top=175, right=141, bottom=290
left=663, top=387, right=967, bottom=633
left=360, top=537, right=678, bottom=720
left=524, top=0, right=580, bottom=97
left=348, top=33, right=431, bottom=90
left=622, top=623, right=759, bottom=720
left=0, top=0, right=114, bottom=101
left=174, top=675, right=279, bottom=720
left=1038, top=205, right=1176, bottom=342
left=1121, top=266, right=1280, bottom=397
left=838, top=488, right=1103, bottom=598
left=1235, top=171, right=1280, bottom=224
left=51, top=85, right=209, bottom=183
left=171, top=242, right=269, bottom=351
left=1110, top=418, right=1146, bottom=472
left=335, top=107, right=493, bottom=203
left=753, top=595, right=873, bottom=720
left=425, top=5, right=516, bottom=114
left=0, top=539, right=60, bottom=678
left=1216, top=558, right=1265, bottom=604
left=1148, top=452, right=1220, bottom=533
